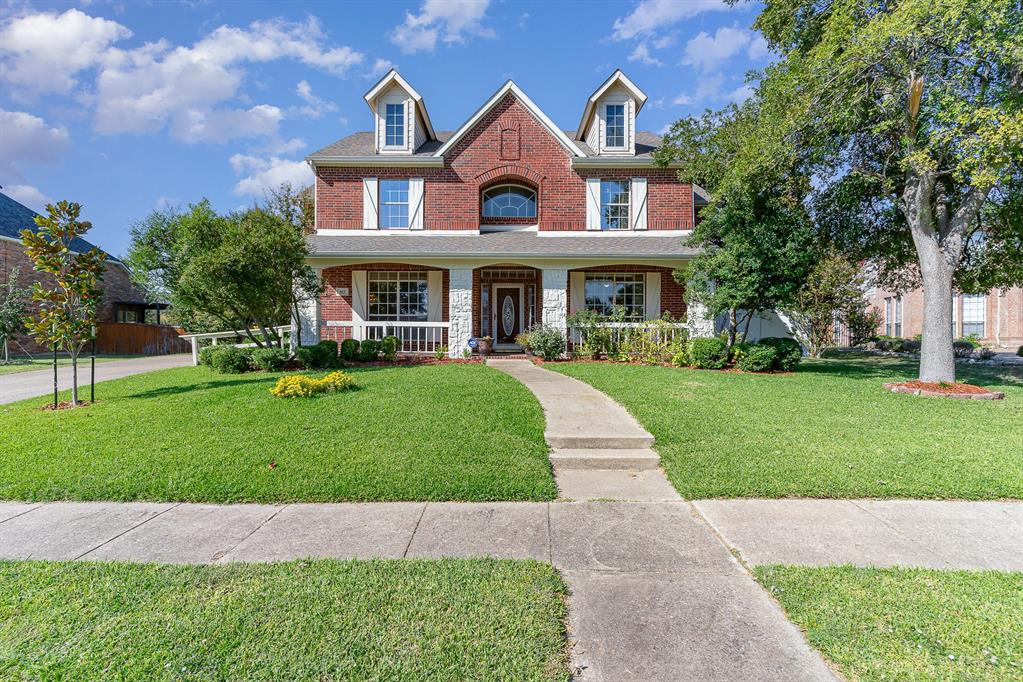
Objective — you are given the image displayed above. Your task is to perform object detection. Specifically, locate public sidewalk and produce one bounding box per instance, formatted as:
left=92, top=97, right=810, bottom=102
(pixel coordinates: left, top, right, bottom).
left=0, top=353, right=191, bottom=405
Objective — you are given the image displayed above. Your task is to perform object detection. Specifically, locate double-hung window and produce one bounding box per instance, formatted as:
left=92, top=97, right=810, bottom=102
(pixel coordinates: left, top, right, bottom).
left=600, top=180, right=630, bottom=230
left=379, top=179, right=409, bottom=229
left=385, top=103, right=405, bottom=147
left=961, top=294, right=986, bottom=337
left=884, top=296, right=902, bottom=336
left=368, top=271, right=428, bottom=321
left=604, top=104, right=625, bottom=148
left=584, top=273, right=645, bottom=318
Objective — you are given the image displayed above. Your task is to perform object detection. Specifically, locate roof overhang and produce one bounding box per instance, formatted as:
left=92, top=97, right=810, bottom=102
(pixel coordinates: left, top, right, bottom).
left=575, top=69, right=648, bottom=140
left=363, top=69, right=437, bottom=141
left=570, top=157, right=678, bottom=169
left=434, top=80, right=586, bottom=158
left=306, top=156, right=445, bottom=168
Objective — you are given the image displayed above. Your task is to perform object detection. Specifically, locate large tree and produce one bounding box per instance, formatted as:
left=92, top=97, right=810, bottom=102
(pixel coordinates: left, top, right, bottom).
left=738, top=0, right=1023, bottom=381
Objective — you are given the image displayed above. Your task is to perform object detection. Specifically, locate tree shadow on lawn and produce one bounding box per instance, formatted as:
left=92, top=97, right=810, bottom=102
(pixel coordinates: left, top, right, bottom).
left=799, top=356, right=1023, bottom=390
left=128, top=376, right=277, bottom=400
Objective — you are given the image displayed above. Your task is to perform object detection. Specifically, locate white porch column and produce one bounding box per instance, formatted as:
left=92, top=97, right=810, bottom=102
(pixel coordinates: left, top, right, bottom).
left=448, top=268, right=473, bottom=358
left=291, top=267, right=322, bottom=351
left=541, top=268, right=568, bottom=332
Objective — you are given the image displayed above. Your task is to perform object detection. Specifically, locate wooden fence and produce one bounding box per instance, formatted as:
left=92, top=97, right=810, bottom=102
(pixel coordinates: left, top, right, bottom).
left=95, top=322, right=191, bottom=356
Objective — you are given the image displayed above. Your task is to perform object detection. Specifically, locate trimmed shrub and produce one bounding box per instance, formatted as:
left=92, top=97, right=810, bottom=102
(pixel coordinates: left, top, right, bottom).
left=687, top=337, right=728, bottom=369
left=198, top=346, right=218, bottom=366
left=953, top=340, right=976, bottom=358
left=901, top=339, right=921, bottom=353
left=295, top=340, right=341, bottom=369
left=340, top=338, right=360, bottom=362
left=380, top=335, right=399, bottom=361
left=758, top=337, right=802, bottom=371
left=209, top=346, right=252, bottom=374
left=269, top=370, right=357, bottom=398
left=524, top=325, right=566, bottom=361
left=251, top=347, right=288, bottom=372
left=737, top=344, right=778, bottom=372
left=873, top=335, right=905, bottom=352
left=729, top=341, right=754, bottom=363
left=358, top=338, right=380, bottom=362
left=1017, top=345, right=1023, bottom=357
left=294, top=346, right=317, bottom=369
left=973, top=347, right=995, bottom=360
left=318, top=340, right=338, bottom=361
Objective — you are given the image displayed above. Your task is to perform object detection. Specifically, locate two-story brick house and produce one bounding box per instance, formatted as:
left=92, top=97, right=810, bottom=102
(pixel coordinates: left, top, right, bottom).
left=298, top=69, right=711, bottom=356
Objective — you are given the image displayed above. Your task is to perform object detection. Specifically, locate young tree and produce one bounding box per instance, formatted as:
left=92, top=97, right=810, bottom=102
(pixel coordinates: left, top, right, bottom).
left=739, top=0, right=1023, bottom=381
left=0, top=269, right=30, bottom=363
left=20, top=201, right=106, bottom=406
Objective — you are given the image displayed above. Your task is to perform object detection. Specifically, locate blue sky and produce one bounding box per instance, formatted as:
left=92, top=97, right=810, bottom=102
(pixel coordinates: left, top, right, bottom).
left=1, top=0, right=768, bottom=256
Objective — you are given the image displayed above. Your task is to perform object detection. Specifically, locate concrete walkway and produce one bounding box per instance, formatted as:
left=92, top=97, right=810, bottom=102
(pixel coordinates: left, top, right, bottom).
left=696, top=499, right=1023, bottom=571
left=488, top=359, right=681, bottom=502
left=0, top=353, right=191, bottom=404
left=0, top=500, right=837, bottom=681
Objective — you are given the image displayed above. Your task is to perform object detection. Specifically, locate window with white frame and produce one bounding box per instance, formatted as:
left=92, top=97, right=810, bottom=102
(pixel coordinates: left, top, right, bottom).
left=884, top=296, right=902, bottom=336
left=600, top=180, right=630, bottom=230
left=385, top=103, right=405, bottom=147
left=584, top=273, right=645, bottom=318
left=481, top=184, right=537, bottom=218
left=379, top=179, right=409, bottom=229
left=961, top=294, right=986, bottom=337
left=368, top=271, right=428, bottom=321
left=605, top=104, right=625, bottom=148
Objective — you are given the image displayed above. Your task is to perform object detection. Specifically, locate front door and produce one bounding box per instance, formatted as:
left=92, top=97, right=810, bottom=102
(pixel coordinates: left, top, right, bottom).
left=494, top=286, right=521, bottom=345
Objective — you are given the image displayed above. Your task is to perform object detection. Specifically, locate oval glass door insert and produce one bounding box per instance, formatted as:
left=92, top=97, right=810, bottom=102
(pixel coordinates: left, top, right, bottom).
left=502, top=295, right=515, bottom=336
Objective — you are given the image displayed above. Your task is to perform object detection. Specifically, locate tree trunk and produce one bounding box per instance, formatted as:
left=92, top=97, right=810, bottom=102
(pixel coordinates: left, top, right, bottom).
left=917, top=247, right=956, bottom=383
left=726, top=308, right=738, bottom=348
left=2, top=337, right=7, bottom=364
left=70, top=350, right=79, bottom=406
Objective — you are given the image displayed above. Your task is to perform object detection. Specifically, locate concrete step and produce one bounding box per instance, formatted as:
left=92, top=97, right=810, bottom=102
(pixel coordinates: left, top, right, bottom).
left=553, top=468, right=682, bottom=502
left=545, top=433, right=655, bottom=449
left=550, top=448, right=660, bottom=471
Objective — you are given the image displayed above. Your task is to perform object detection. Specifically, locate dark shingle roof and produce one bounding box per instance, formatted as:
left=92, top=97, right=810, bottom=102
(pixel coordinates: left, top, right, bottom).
left=0, top=192, right=120, bottom=263
left=307, top=230, right=697, bottom=259
left=307, top=130, right=665, bottom=160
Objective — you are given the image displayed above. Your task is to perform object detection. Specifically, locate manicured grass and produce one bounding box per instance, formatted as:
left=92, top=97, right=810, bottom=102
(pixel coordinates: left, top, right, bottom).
left=0, top=364, right=556, bottom=502
left=551, top=356, right=1023, bottom=499
left=0, top=354, right=142, bottom=375
left=0, top=558, right=570, bottom=681
left=755, top=565, right=1023, bottom=681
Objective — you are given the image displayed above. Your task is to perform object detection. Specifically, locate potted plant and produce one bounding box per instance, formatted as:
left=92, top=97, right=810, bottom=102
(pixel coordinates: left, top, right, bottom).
left=478, top=336, right=493, bottom=356
left=515, top=331, right=532, bottom=355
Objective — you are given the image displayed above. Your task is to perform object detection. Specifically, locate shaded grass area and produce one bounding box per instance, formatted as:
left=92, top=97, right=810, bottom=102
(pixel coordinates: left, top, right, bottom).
left=756, top=565, right=1023, bottom=681
left=0, top=558, right=570, bottom=681
left=0, top=354, right=142, bottom=376
left=551, top=356, right=1023, bottom=499
left=0, top=364, right=556, bottom=502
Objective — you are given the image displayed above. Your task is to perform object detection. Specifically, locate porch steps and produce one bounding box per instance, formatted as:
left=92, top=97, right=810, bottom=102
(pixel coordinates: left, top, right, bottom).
left=545, top=433, right=655, bottom=450
left=549, top=448, right=660, bottom=471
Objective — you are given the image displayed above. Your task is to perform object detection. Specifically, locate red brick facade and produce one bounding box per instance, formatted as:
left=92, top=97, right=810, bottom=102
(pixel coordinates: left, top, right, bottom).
left=315, top=94, right=694, bottom=232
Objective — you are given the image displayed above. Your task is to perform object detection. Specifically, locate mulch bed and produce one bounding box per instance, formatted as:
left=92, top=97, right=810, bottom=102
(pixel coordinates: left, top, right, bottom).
left=40, top=400, right=95, bottom=411
left=883, top=381, right=1005, bottom=400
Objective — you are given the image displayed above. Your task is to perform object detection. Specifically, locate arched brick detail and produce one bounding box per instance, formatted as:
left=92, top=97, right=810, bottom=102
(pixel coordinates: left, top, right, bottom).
left=474, top=164, right=545, bottom=188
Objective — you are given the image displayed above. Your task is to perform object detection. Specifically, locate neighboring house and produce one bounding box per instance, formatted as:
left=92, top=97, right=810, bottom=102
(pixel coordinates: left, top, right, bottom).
left=299, top=69, right=716, bottom=355
left=869, top=283, right=1023, bottom=348
left=0, top=191, right=186, bottom=356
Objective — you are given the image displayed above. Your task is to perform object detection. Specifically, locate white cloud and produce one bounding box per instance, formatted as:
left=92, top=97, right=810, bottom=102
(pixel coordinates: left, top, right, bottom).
left=389, top=0, right=495, bottom=54
left=652, top=34, right=677, bottom=49
left=0, top=109, right=71, bottom=168
left=672, top=93, right=693, bottom=106
left=726, top=84, right=755, bottom=103
left=672, top=73, right=755, bottom=108
left=169, top=104, right=283, bottom=143
left=294, top=79, right=338, bottom=119
left=683, top=25, right=752, bottom=72
left=611, top=0, right=733, bottom=41
left=628, top=43, right=663, bottom=67
left=0, top=8, right=131, bottom=94
left=92, top=16, right=362, bottom=138
left=2, top=184, right=50, bottom=210
left=364, top=57, right=396, bottom=79
left=747, top=34, right=769, bottom=60
left=229, top=154, right=313, bottom=196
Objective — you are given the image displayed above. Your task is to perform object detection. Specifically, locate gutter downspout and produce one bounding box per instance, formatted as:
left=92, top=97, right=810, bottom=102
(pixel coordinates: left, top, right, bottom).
left=996, top=290, right=1002, bottom=347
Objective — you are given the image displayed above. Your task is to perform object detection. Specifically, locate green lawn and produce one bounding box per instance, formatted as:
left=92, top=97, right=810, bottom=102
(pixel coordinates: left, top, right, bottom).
left=551, top=356, right=1023, bottom=499
left=756, top=565, right=1023, bottom=681
left=0, top=558, right=569, bottom=681
left=0, top=364, right=556, bottom=503
left=0, top=354, right=142, bottom=376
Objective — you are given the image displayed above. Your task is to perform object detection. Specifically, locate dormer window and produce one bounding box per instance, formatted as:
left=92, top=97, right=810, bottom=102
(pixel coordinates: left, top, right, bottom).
left=482, top=184, right=537, bottom=219
left=605, top=104, right=625, bottom=148
left=385, top=103, right=405, bottom=147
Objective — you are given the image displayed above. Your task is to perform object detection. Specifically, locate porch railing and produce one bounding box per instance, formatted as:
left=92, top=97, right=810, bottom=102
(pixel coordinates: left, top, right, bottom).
left=180, top=325, right=291, bottom=365
left=326, top=321, right=449, bottom=354
left=568, top=321, right=688, bottom=348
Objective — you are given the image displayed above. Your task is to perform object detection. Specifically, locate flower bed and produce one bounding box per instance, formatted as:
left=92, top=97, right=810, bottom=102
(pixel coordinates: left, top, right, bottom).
left=883, top=381, right=1005, bottom=400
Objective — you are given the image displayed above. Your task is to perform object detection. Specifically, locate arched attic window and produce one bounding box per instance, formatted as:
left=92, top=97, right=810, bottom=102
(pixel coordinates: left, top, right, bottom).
left=481, top=184, right=537, bottom=220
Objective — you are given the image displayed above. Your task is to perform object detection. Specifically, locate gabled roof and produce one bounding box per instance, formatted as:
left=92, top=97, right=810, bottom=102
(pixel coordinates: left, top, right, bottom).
left=433, top=80, right=586, bottom=158
left=0, top=191, right=121, bottom=263
left=363, top=69, right=437, bottom=141
left=575, top=69, right=648, bottom=140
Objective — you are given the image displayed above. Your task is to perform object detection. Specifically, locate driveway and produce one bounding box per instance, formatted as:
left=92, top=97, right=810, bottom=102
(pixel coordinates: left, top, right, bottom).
left=0, top=354, right=191, bottom=405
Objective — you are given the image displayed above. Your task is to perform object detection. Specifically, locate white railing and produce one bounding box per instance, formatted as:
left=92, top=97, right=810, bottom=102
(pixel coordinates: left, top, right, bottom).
left=180, top=325, right=291, bottom=365
left=325, top=321, right=449, bottom=354
left=568, top=321, right=687, bottom=348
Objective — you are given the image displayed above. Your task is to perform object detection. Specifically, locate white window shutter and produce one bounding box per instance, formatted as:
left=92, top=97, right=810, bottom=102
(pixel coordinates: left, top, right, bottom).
left=585, top=178, right=601, bottom=231
left=362, top=178, right=378, bottom=230
left=351, top=271, right=368, bottom=339
left=427, top=271, right=443, bottom=321
left=569, top=271, right=586, bottom=313
left=645, top=272, right=661, bottom=320
left=409, top=178, right=424, bottom=230
left=631, top=177, right=648, bottom=231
